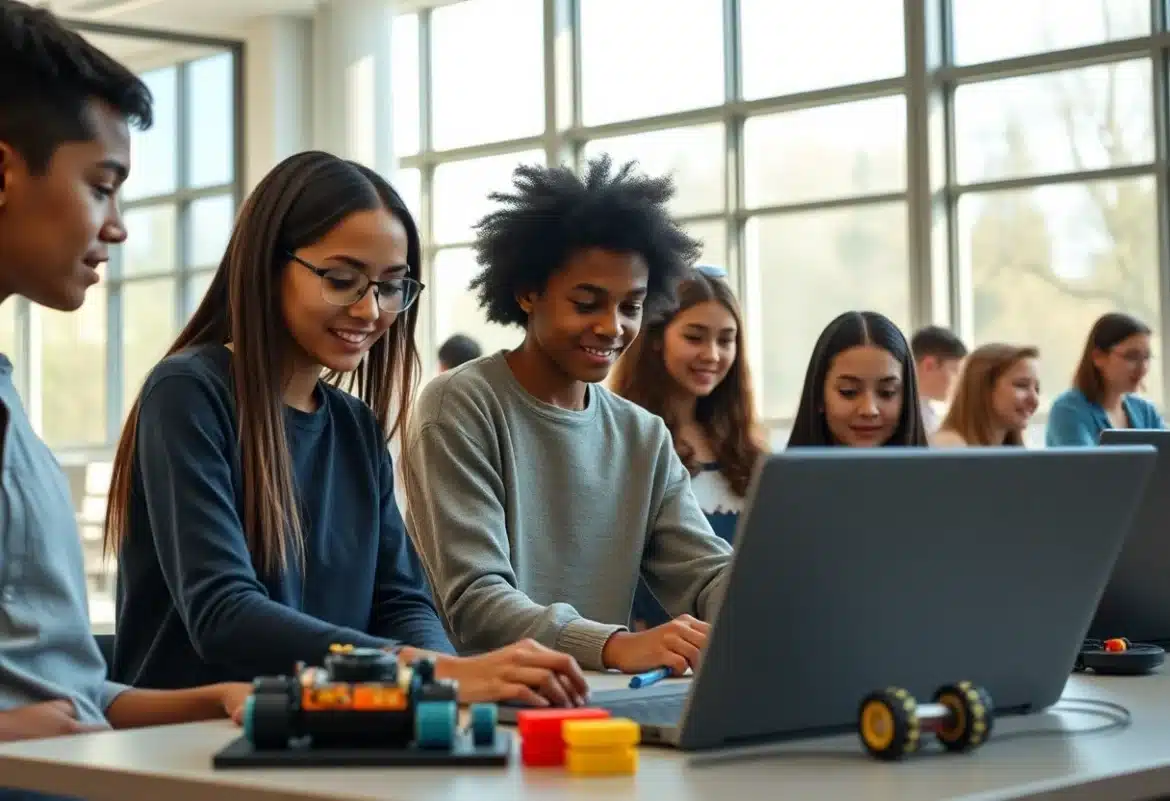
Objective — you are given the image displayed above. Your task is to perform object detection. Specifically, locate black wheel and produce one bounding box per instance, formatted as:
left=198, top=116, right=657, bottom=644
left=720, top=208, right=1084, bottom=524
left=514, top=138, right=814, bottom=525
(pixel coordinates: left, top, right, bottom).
left=248, top=678, right=298, bottom=751
left=858, top=687, right=920, bottom=761
left=253, top=676, right=295, bottom=697
left=932, top=682, right=993, bottom=753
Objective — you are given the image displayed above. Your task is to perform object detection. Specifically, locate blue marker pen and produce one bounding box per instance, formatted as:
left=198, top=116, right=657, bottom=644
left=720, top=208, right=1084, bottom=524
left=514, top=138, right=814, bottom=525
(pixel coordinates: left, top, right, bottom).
left=629, top=666, right=671, bottom=689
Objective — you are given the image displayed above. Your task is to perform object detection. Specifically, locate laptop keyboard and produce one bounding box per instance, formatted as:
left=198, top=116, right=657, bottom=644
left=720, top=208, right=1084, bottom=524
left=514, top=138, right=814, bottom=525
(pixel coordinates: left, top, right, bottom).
left=588, top=686, right=688, bottom=727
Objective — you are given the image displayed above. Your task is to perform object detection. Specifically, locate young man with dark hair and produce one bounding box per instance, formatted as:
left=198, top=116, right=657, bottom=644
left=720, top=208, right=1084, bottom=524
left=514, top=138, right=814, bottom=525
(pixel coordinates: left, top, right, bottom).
left=437, top=333, right=482, bottom=372
left=910, top=325, right=968, bottom=434
left=403, top=156, right=732, bottom=677
left=0, top=1, right=248, bottom=770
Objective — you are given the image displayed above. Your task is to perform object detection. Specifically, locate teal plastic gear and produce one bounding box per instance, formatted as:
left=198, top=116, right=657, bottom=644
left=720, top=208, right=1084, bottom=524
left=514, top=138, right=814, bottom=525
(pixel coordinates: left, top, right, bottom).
left=415, top=700, right=457, bottom=749
left=241, top=694, right=256, bottom=743
left=469, top=702, right=497, bottom=746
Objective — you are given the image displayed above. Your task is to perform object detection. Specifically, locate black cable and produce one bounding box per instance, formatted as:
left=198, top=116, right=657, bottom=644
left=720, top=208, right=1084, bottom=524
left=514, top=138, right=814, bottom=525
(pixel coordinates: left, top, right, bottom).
left=988, top=697, right=1132, bottom=743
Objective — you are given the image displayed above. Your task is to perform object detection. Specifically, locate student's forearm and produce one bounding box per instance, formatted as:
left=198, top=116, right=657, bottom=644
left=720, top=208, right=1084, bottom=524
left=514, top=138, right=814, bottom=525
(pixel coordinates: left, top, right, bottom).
left=645, top=483, right=735, bottom=622
left=186, top=591, right=394, bottom=674
left=105, top=686, right=226, bottom=729
left=448, top=582, right=623, bottom=670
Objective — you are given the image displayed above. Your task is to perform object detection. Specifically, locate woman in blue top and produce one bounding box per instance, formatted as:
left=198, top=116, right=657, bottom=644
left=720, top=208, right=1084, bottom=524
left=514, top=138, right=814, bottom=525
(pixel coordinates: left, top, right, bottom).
left=1046, top=313, right=1165, bottom=446
left=610, top=265, right=767, bottom=628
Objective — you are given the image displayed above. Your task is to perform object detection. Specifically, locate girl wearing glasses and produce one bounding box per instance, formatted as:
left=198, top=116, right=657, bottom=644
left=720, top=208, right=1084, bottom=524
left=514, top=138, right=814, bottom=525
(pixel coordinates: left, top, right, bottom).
left=1046, top=312, right=1164, bottom=446
left=609, top=266, right=766, bottom=629
left=102, top=151, right=588, bottom=708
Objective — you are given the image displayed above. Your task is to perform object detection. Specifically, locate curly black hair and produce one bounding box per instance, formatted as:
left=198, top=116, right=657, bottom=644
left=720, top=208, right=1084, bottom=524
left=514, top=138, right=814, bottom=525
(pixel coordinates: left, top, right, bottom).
left=0, top=0, right=153, bottom=173
left=469, top=154, right=702, bottom=327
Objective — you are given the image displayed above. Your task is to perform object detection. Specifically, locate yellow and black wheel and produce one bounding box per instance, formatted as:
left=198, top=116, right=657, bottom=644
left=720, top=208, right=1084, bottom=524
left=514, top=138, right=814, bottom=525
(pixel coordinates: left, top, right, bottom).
left=858, top=687, right=920, bottom=761
left=932, top=682, right=994, bottom=753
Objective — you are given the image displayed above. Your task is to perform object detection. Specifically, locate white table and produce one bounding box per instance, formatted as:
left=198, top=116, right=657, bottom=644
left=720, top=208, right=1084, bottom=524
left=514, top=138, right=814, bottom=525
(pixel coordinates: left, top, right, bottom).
left=1, top=670, right=1168, bottom=801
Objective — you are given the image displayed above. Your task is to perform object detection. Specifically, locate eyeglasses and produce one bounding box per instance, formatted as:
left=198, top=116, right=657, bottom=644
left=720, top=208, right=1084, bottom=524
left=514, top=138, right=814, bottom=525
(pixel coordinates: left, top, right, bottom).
left=695, top=264, right=728, bottom=279
left=288, top=253, right=425, bottom=313
left=1113, top=348, right=1153, bottom=366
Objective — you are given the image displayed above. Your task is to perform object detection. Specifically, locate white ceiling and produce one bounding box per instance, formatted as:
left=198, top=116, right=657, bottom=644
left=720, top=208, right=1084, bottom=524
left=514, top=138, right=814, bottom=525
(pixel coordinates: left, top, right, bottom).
left=52, top=0, right=463, bottom=68
left=50, top=0, right=460, bottom=37
left=81, top=29, right=223, bottom=70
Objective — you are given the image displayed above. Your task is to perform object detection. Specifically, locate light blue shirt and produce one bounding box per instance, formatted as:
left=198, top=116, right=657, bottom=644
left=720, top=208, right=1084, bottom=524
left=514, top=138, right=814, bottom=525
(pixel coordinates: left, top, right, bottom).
left=1045, top=387, right=1166, bottom=447
left=0, top=354, right=126, bottom=724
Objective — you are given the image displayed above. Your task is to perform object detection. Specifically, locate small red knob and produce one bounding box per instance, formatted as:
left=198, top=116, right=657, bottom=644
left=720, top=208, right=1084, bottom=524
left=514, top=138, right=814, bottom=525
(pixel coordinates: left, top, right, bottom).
left=1104, top=638, right=1128, bottom=653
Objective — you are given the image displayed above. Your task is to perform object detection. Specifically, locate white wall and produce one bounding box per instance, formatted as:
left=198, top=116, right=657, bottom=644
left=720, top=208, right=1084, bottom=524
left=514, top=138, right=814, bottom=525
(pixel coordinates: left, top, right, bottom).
left=241, top=15, right=314, bottom=190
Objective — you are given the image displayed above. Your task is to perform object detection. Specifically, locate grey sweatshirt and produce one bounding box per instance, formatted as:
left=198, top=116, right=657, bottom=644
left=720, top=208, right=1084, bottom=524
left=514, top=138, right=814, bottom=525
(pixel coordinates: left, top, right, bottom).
left=402, top=352, right=733, bottom=670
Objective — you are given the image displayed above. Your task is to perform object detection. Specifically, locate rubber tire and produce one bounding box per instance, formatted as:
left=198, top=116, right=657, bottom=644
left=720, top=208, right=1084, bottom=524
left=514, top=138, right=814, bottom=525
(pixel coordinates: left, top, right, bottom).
left=249, top=692, right=294, bottom=750
left=933, top=682, right=993, bottom=753
left=857, top=688, right=918, bottom=761
left=415, top=700, right=457, bottom=750
left=469, top=703, right=497, bottom=747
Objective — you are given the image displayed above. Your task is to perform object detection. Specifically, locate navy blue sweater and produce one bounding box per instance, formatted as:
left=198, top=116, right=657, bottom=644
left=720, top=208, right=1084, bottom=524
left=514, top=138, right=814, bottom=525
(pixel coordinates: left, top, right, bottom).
left=111, top=344, right=454, bottom=689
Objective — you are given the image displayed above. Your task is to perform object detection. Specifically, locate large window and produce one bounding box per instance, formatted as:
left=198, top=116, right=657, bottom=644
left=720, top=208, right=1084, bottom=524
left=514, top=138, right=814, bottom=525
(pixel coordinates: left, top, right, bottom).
left=400, top=0, right=1170, bottom=423
left=952, top=43, right=1163, bottom=407
left=579, top=0, right=724, bottom=126
left=430, top=0, right=544, bottom=149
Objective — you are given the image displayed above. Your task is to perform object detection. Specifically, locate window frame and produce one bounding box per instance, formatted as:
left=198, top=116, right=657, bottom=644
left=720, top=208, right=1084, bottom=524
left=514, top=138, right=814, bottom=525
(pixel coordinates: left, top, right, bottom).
left=402, top=0, right=1170, bottom=424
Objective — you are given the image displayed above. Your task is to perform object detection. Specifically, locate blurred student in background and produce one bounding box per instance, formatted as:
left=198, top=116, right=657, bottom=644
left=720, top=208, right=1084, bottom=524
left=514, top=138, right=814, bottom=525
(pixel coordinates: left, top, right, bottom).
left=932, top=344, right=1040, bottom=448
left=910, top=325, right=967, bottom=435
left=610, top=264, right=766, bottom=629
left=788, top=311, right=928, bottom=448
left=438, top=333, right=482, bottom=372
left=1046, top=312, right=1164, bottom=446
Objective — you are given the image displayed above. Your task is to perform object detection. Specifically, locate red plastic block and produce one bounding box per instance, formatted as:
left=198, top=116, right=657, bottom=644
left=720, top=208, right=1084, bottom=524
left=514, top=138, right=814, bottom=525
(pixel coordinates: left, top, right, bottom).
left=520, top=738, right=566, bottom=767
left=517, top=708, right=610, bottom=743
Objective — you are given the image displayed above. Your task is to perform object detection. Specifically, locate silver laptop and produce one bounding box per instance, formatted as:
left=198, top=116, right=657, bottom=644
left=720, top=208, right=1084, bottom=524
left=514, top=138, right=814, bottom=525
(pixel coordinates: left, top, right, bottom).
left=1093, top=430, right=1170, bottom=646
left=506, top=446, right=1155, bottom=751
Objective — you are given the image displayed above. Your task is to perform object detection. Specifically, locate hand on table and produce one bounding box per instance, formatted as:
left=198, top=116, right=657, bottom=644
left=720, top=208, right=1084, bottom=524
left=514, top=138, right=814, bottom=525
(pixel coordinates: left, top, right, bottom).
left=602, top=614, right=709, bottom=675
left=0, top=700, right=108, bottom=742
left=438, top=639, right=590, bottom=708
left=217, top=683, right=253, bottom=726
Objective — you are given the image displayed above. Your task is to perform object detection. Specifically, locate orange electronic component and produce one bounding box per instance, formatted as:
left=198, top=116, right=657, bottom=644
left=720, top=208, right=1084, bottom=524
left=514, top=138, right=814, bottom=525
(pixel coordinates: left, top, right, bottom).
left=302, top=684, right=353, bottom=711
left=353, top=685, right=407, bottom=711
left=1104, top=638, right=1128, bottom=653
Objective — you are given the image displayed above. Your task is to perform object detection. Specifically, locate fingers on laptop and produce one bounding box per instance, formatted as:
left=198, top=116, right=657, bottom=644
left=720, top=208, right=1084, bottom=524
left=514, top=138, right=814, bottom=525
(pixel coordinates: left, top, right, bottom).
left=503, top=638, right=589, bottom=705
left=659, top=615, right=710, bottom=675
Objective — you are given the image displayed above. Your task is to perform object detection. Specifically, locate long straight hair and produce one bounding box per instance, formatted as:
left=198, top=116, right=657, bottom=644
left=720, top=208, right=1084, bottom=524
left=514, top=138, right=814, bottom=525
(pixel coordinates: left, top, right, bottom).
left=1072, top=312, right=1151, bottom=405
left=939, top=343, right=1039, bottom=446
left=103, top=151, right=423, bottom=574
left=609, top=269, right=765, bottom=497
left=787, top=310, right=928, bottom=448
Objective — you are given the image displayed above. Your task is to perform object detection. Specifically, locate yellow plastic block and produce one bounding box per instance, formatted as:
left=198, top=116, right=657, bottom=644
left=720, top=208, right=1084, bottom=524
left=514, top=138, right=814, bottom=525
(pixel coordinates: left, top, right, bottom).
left=562, top=718, right=641, bottom=749
left=566, top=746, right=638, bottom=776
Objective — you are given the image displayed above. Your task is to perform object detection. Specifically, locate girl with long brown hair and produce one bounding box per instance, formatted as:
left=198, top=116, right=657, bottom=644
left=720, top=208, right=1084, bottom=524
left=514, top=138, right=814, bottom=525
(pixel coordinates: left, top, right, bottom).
left=102, top=151, right=587, bottom=708
left=933, top=344, right=1040, bottom=447
left=610, top=265, right=766, bottom=627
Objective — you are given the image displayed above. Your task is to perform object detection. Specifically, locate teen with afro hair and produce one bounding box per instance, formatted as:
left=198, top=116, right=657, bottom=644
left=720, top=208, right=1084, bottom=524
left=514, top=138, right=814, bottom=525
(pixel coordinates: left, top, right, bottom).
left=402, top=156, right=733, bottom=676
